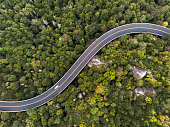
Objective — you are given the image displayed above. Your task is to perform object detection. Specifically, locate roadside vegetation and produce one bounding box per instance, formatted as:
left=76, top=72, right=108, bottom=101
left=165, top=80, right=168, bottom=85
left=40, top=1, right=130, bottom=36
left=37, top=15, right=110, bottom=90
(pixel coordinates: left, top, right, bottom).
left=0, top=0, right=169, bottom=126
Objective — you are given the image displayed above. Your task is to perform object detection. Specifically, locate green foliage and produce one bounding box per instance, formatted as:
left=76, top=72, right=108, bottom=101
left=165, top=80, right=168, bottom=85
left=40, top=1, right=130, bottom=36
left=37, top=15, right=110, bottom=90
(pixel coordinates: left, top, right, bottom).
left=90, top=107, right=99, bottom=115
left=0, top=0, right=169, bottom=126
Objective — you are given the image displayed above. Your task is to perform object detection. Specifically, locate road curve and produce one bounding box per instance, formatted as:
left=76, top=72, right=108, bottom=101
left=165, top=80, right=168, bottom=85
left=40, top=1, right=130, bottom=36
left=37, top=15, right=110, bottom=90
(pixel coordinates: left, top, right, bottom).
left=0, top=23, right=169, bottom=112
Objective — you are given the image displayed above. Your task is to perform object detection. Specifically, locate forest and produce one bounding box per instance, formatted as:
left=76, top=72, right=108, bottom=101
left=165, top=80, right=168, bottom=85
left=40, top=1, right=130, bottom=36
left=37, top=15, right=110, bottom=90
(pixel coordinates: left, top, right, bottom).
left=0, top=0, right=169, bottom=126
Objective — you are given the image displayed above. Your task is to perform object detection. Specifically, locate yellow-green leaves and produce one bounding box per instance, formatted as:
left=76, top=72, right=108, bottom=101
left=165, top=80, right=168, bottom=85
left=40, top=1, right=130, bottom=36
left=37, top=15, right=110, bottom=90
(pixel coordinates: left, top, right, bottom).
left=111, top=103, right=117, bottom=107
left=90, top=107, right=99, bottom=115
left=56, top=109, right=63, bottom=115
left=95, top=85, right=105, bottom=94
left=145, top=96, right=152, bottom=104
left=162, top=22, right=168, bottom=27
left=47, top=101, right=53, bottom=106
left=31, top=60, right=40, bottom=70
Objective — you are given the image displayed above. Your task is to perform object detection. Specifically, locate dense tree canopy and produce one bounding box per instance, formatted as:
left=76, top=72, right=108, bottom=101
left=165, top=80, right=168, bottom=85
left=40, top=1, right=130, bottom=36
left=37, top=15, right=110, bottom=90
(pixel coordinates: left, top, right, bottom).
left=0, top=0, right=169, bottom=126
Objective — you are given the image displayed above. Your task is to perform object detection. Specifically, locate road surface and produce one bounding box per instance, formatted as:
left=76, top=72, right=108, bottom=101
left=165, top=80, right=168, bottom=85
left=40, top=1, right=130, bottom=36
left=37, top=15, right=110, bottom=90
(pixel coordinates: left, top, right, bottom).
left=0, top=23, right=169, bottom=112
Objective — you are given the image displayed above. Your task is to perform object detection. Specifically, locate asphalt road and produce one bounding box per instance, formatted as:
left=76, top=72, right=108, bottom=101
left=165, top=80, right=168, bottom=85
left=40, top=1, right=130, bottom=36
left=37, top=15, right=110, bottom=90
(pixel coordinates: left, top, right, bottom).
left=0, top=23, right=169, bottom=112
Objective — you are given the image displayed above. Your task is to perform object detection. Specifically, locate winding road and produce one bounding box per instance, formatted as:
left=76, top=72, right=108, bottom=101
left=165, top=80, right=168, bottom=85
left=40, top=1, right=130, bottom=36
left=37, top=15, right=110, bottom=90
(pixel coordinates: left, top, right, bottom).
left=0, top=23, right=169, bottom=112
